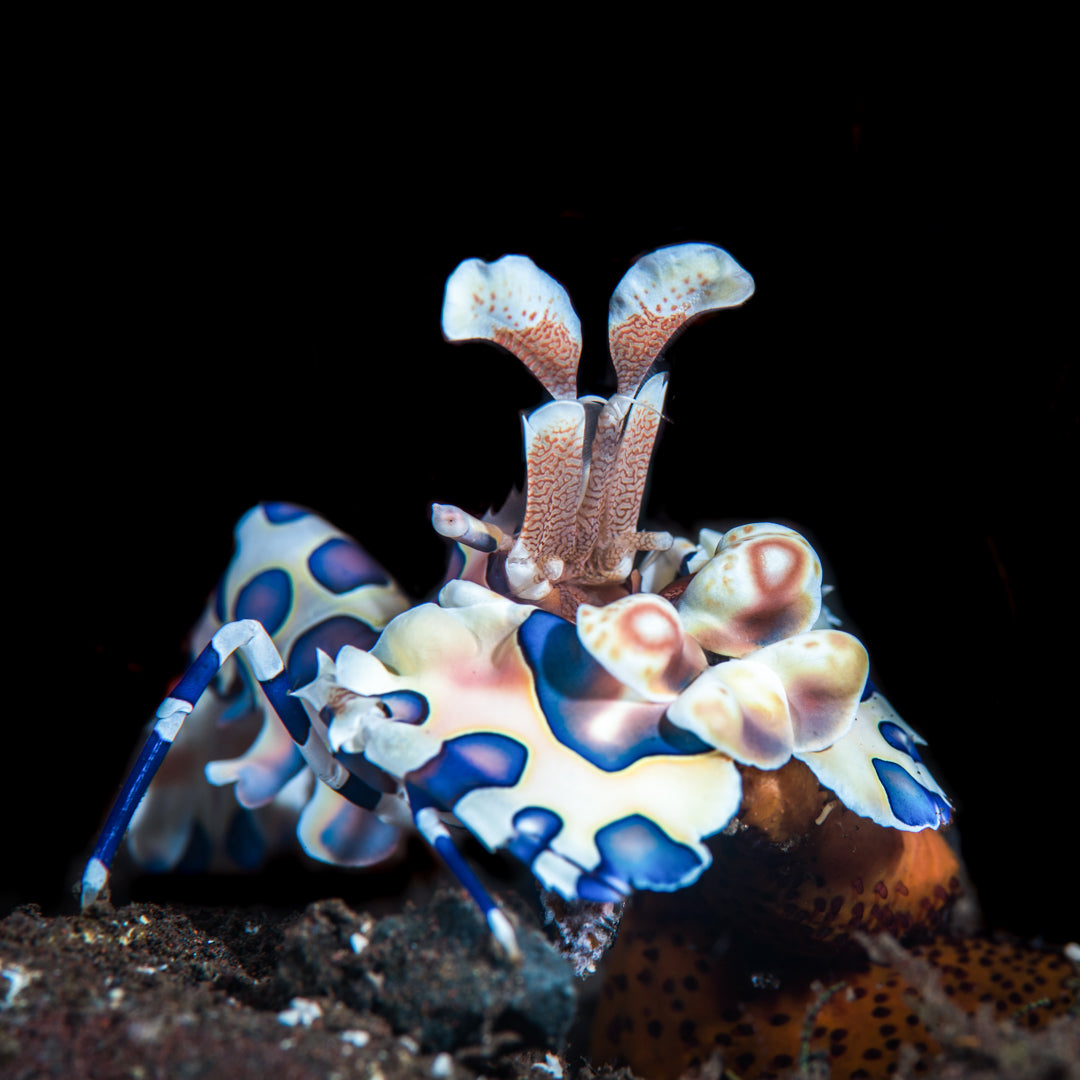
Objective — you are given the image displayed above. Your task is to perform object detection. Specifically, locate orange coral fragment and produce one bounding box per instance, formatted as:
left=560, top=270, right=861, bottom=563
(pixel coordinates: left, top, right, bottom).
left=592, top=925, right=1078, bottom=1080
left=590, top=758, right=1075, bottom=1079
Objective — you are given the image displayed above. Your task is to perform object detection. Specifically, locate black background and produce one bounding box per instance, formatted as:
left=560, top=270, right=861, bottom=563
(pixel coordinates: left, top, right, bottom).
left=9, top=84, right=1073, bottom=946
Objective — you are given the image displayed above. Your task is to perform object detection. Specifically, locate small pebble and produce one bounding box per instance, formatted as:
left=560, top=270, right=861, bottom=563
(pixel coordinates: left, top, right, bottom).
left=277, top=997, right=322, bottom=1027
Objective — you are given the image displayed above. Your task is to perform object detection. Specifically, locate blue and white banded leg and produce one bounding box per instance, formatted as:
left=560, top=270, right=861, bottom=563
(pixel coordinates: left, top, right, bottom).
left=80, top=620, right=389, bottom=905
left=80, top=619, right=522, bottom=960
left=409, top=789, right=520, bottom=960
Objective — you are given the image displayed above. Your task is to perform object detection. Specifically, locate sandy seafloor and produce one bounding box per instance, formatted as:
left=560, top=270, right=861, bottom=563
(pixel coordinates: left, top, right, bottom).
left=2, top=865, right=1078, bottom=1080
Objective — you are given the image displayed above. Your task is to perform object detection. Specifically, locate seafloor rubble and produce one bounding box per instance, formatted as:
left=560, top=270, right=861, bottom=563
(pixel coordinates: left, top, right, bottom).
left=1, top=883, right=1077, bottom=1080
left=0, top=888, right=574, bottom=1080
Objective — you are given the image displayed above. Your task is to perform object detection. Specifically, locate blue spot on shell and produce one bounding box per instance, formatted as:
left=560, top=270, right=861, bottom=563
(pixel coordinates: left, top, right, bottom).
left=508, top=806, right=563, bottom=867
left=287, top=615, right=379, bottom=689
left=879, top=719, right=923, bottom=763
left=577, top=814, right=704, bottom=897
left=872, top=759, right=950, bottom=828
left=518, top=610, right=711, bottom=772
left=263, top=502, right=309, bottom=524
left=861, top=677, right=877, bottom=703
left=380, top=690, right=428, bottom=725
left=234, top=569, right=293, bottom=636
left=407, top=732, right=527, bottom=812
left=224, top=808, right=265, bottom=869
left=308, top=538, right=389, bottom=594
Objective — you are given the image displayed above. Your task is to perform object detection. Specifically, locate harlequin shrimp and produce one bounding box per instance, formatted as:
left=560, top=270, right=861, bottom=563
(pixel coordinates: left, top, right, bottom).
left=82, top=244, right=1076, bottom=1073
